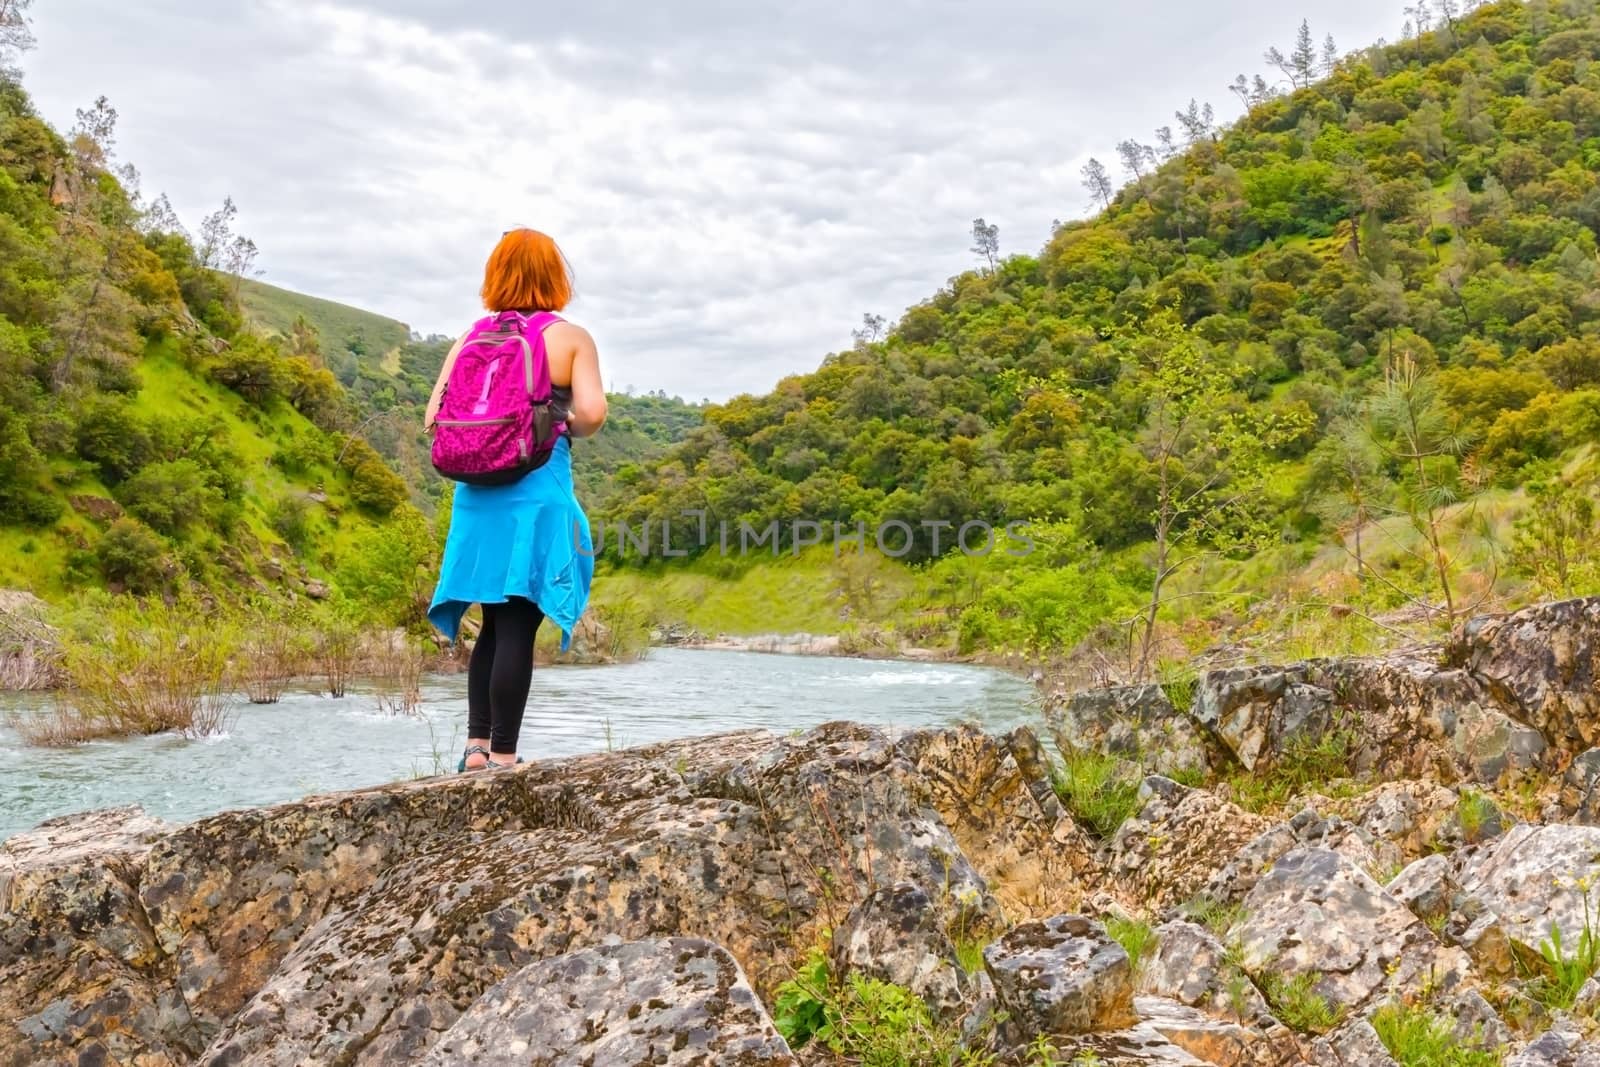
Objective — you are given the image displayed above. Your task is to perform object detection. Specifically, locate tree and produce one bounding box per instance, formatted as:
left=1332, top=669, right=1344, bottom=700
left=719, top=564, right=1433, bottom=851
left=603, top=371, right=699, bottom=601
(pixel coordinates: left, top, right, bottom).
left=1266, top=21, right=1318, bottom=89
left=851, top=313, right=886, bottom=346
left=1321, top=34, right=1340, bottom=76
left=1081, top=157, right=1114, bottom=210
left=1124, top=315, right=1296, bottom=678
left=1306, top=420, right=1389, bottom=582
left=1115, top=140, right=1155, bottom=195
left=1228, top=74, right=1276, bottom=111
left=1512, top=471, right=1599, bottom=598
left=70, top=96, right=118, bottom=172
left=140, top=193, right=186, bottom=237
left=1367, top=353, right=1478, bottom=622
left=1174, top=100, right=1216, bottom=145
left=969, top=218, right=999, bottom=269
left=0, top=0, right=34, bottom=66
left=198, top=197, right=238, bottom=270
left=224, top=234, right=260, bottom=297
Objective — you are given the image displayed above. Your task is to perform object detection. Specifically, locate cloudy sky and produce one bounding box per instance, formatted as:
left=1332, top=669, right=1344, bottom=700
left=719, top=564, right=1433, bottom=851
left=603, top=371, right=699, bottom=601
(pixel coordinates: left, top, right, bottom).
left=22, top=0, right=1406, bottom=400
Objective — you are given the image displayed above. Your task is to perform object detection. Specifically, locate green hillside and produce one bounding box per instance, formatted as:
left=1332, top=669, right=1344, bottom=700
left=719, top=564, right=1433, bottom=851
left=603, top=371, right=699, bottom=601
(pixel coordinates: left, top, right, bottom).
left=239, top=277, right=411, bottom=370
left=0, top=76, right=430, bottom=623
left=595, top=0, right=1600, bottom=669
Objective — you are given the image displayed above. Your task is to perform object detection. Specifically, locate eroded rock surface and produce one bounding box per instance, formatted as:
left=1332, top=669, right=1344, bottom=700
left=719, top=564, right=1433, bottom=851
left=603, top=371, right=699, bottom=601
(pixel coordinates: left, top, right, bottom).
left=983, top=914, right=1136, bottom=1038
left=1048, top=684, right=1213, bottom=778
left=2, top=723, right=1082, bottom=1067
left=417, top=938, right=794, bottom=1066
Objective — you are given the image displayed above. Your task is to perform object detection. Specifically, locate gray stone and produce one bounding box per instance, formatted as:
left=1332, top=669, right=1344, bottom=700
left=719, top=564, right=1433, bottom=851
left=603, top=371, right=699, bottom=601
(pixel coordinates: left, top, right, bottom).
left=1132, top=996, right=1293, bottom=1067
left=1308, top=1019, right=1401, bottom=1066
left=1562, top=748, right=1600, bottom=824
left=1237, top=848, right=1468, bottom=1012
left=1506, top=1027, right=1600, bottom=1067
left=1050, top=684, right=1214, bottom=779
left=1192, top=665, right=1335, bottom=771
left=983, top=914, right=1136, bottom=1039
left=1441, top=987, right=1513, bottom=1052
left=419, top=938, right=794, bottom=1066
left=829, top=882, right=968, bottom=1020
left=1106, top=779, right=1272, bottom=909
left=1387, top=853, right=1458, bottom=923
left=1452, top=596, right=1600, bottom=753
left=1139, top=921, right=1272, bottom=1025
left=1346, top=780, right=1460, bottom=859
left=1457, top=824, right=1600, bottom=966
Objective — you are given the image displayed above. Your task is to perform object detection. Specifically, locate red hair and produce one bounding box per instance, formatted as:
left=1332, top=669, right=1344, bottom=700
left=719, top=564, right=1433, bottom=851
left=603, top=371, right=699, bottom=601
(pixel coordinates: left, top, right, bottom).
left=481, top=228, right=573, bottom=312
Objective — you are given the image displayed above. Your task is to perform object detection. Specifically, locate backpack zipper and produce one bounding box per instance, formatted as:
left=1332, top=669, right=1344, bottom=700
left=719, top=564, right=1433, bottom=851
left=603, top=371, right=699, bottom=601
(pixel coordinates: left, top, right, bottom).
left=435, top=417, right=515, bottom=427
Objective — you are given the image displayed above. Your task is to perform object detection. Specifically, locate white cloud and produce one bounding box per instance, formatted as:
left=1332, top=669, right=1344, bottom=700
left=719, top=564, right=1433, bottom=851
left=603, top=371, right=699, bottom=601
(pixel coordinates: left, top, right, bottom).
left=21, top=0, right=1408, bottom=399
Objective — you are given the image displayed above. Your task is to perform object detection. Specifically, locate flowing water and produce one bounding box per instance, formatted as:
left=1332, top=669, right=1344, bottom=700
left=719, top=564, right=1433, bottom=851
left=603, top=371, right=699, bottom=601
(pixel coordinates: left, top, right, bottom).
left=0, top=649, right=1037, bottom=841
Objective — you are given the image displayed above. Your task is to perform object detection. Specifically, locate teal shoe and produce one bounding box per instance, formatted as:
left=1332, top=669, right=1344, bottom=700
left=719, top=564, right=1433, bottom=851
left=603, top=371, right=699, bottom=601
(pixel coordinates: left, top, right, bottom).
left=458, top=745, right=492, bottom=773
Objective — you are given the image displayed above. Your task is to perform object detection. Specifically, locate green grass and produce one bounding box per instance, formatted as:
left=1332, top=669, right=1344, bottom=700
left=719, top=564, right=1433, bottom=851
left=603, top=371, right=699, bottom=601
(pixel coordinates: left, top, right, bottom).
left=1053, top=750, right=1143, bottom=839
left=239, top=277, right=410, bottom=363
left=1455, top=789, right=1499, bottom=841
left=1104, top=917, right=1156, bottom=975
left=1371, top=1002, right=1500, bottom=1067
left=1224, top=731, right=1356, bottom=814
left=1260, top=972, right=1343, bottom=1034
left=1179, top=895, right=1247, bottom=939
left=590, top=547, right=923, bottom=638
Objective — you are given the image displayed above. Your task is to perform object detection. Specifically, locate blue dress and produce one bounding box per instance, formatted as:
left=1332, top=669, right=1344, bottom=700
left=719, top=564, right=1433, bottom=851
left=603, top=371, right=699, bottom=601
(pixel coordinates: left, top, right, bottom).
left=427, top=437, right=593, bottom=650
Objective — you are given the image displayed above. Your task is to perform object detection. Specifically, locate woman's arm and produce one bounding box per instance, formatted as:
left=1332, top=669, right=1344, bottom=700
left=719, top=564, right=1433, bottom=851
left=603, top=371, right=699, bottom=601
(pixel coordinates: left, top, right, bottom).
left=565, top=327, right=608, bottom=438
left=424, top=334, right=469, bottom=431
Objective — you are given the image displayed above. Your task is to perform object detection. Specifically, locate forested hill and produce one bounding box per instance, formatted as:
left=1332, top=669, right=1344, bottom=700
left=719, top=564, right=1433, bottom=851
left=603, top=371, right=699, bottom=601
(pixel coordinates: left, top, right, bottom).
left=0, top=76, right=429, bottom=610
left=594, top=0, right=1600, bottom=664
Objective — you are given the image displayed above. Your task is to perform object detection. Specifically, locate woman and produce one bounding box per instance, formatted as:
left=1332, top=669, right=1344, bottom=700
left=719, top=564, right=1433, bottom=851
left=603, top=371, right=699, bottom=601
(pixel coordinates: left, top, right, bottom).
left=425, top=228, right=607, bottom=771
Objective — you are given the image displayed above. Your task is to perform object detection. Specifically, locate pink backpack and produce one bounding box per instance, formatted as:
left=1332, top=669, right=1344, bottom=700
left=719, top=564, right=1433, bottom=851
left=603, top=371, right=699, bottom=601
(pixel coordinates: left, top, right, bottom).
left=431, top=310, right=567, bottom=485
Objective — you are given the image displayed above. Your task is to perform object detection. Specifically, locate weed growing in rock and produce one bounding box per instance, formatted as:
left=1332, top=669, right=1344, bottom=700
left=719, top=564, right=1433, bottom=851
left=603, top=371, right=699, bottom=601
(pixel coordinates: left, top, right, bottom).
left=1180, top=895, right=1246, bottom=939
left=1371, top=1002, right=1500, bottom=1067
left=771, top=945, right=995, bottom=1066
left=1053, top=750, right=1142, bottom=838
left=1260, top=972, right=1343, bottom=1034
left=1455, top=789, right=1499, bottom=842
left=1527, top=896, right=1600, bottom=1012
left=1225, top=731, right=1355, bottom=814
left=1104, top=917, right=1155, bottom=976
left=1156, top=663, right=1197, bottom=716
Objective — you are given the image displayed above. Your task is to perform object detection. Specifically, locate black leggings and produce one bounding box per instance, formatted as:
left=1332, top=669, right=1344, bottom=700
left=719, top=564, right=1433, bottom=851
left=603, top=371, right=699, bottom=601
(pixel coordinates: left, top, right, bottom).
left=467, top=597, right=544, bottom=754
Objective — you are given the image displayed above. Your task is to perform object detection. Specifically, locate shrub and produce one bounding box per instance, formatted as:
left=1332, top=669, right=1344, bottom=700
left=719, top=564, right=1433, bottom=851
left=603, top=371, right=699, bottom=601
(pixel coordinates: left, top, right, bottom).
left=271, top=495, right=313, bottom=551
left=771, top=946, right=990, bottom=1064
left=116, top=459, right=221, bottom=536
left=207, top=336, right=289, bottom=405
left=335, top=506, right=436, bottom=626
left=74, top=397, right=153, bottom=484
left=349, top=458, right=407, bottom=515
left=10, top=598, right=235, bottom=745
left=96, top=518, right=173, bottom=593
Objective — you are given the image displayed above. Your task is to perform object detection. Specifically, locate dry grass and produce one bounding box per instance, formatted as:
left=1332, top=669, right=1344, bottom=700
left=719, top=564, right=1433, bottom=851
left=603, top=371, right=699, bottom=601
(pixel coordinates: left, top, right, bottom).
left=370, top=634, right=424, bottom=717
left=238, top=611, right=306, bottom=704
left=10, top=599, right=236, bottom=746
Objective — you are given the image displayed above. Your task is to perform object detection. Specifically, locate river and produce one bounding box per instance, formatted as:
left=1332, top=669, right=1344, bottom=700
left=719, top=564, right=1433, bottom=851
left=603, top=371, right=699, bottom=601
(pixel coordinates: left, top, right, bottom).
left=0, top=649, right=1037, bottom=841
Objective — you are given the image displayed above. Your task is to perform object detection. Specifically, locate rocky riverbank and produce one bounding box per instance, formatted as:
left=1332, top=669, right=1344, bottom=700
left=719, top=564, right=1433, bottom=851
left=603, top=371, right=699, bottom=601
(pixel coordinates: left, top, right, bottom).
left=656, top=626, right=949, bottom=661
left=7, top=597, right=1600, bottom=1065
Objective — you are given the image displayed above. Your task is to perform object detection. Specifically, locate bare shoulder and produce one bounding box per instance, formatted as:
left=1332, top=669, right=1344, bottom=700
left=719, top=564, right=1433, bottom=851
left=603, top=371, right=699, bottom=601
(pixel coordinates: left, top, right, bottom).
left=547, top=319, right=595, bottom=353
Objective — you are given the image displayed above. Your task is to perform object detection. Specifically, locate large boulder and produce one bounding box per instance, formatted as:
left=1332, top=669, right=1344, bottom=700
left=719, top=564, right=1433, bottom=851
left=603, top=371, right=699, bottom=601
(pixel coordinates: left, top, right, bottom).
left=1452, top=596, right=1600, bottom=753
left=1, top=723, right=1072, bottom=1067
left=0, top=807, right=200, bottom=1064
left=418, top=938, right=794, bottom=1066
left=1048, top=684, right=1214, bottom=778
left=1235, top=848, right=1468, bottom=1012
left=1192, top=664, right=1335, bottom=772
left=1106, top=777, right=1272, bottom=909
left=1307, top=1019, right=1401, bottom=1066
left=1138, top=921, right=1273, bottom=1025
left=1456, top=823, right=1600, bottom=969
left=1192, top=651, right=1548, bottom=784
left=982, top=914, right=1137, bottom=1039
left=829, top=883, right=968, bottom=1020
